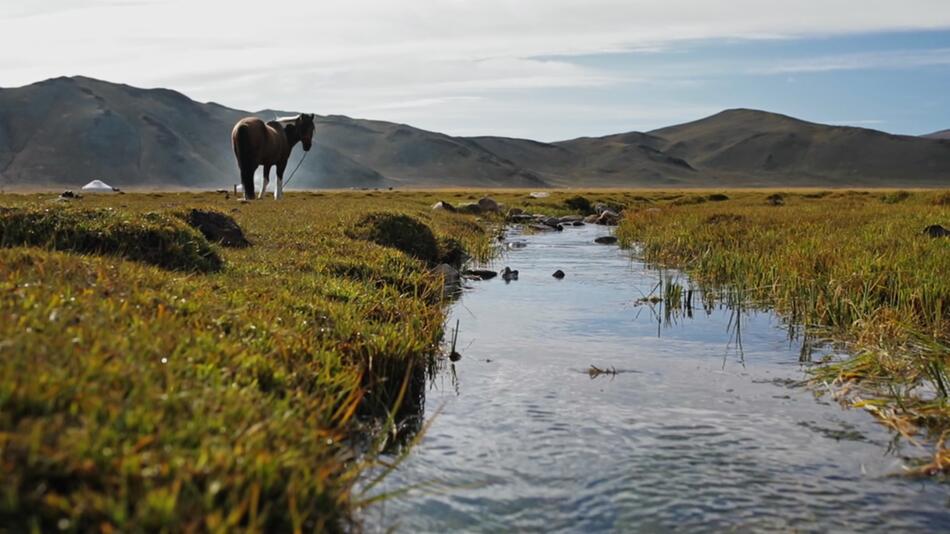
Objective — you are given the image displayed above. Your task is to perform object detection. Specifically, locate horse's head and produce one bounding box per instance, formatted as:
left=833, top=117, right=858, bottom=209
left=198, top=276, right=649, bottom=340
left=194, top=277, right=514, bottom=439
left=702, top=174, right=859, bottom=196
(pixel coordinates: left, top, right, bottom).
left=297, top=113, right=315, bottom=151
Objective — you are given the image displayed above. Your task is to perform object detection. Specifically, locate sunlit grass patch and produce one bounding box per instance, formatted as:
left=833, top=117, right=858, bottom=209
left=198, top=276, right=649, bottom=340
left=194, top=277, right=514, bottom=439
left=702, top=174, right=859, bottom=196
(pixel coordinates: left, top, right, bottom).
left=347, top=212, right=441, bottom=264
left=0, top=191, right=497, bottom=531
left=0, top=205, right=222, bottom=272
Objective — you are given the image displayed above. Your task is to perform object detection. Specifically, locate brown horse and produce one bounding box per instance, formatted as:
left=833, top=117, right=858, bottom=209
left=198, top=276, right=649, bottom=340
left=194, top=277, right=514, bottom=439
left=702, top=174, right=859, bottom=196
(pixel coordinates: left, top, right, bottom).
left=231, top=113, right=315, bottom=200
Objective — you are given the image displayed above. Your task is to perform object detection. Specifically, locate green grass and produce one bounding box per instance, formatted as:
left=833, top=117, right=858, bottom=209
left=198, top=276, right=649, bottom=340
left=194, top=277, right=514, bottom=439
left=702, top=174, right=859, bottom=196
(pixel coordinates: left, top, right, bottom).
left=0, top=191, right=495, bottom=532
left=0, top=206, right=223, bottom=272
left=615, top=189, right=950, bottom=471
left=347, top=212, right=443, bottom=265
left=3, top=187, right=947, bottom=531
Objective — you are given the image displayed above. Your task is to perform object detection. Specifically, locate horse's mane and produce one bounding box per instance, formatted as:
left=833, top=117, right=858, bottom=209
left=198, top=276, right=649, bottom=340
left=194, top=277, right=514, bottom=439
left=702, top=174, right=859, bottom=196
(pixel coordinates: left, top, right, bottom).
left=276, top=115, right=302, bottom=124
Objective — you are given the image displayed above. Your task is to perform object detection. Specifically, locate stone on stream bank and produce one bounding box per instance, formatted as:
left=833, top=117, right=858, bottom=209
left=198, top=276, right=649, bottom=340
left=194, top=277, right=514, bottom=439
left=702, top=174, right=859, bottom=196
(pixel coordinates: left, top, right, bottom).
left=582, top=210, right=621, bottom=226
left=595, top=210, right=621, bottom=226
left=508, top=214, right=535, bottom=223
left=464, top=269, right=498, bottom=280
left=432, top=200, right=457, bottom=212
left=432, top=264, right=461, bottom=297
left=594, top=236, right=618, bottom=245
left=530, top=224, right=562, bottom=232
left=478, top=197, right=501, bottom=213
left=450, top=196, right=503, bottom=215
left=508, top=209, right=617, bottom=228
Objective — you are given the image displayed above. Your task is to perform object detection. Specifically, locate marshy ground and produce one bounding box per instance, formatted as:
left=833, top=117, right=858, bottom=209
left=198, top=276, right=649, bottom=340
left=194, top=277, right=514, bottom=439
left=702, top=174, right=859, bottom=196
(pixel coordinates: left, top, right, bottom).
left=0, top=188, right=947, bottom=531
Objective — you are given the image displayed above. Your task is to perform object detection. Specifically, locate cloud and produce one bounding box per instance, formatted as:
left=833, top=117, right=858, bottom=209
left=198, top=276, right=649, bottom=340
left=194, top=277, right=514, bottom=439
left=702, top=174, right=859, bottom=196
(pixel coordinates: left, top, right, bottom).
left=1, top=0, right=949, bottom=137
left=758, top=48, right=950, bottom=74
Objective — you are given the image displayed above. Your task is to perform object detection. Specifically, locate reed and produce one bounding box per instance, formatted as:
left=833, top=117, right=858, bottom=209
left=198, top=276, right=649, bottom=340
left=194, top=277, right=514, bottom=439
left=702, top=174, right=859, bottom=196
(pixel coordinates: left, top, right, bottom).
left=615, top=189, right=950, bottom=469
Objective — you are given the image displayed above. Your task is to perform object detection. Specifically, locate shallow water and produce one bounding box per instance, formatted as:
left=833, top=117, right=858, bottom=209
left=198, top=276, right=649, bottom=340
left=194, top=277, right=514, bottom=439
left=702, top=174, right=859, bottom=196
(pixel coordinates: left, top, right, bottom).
left=368, top=224, right=948, bottom=532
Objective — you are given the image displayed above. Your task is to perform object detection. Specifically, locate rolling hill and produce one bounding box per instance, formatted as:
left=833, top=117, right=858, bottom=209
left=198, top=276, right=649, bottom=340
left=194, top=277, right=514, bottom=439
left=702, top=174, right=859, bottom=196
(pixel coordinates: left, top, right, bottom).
left=0, top=76, right=948, bottom=190
left=647, top=109, right=950, bottom=186
left=0, top=77, right=388, bottom=190
left=923, top=129, right=950, bottom=140
left=471, top=132, right=699, bottom=187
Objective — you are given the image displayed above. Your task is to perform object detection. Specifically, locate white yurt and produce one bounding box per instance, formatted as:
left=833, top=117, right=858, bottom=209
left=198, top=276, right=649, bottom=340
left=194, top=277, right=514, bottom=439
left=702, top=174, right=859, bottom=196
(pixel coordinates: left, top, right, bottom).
left=81, top=179, right=117, bottom=193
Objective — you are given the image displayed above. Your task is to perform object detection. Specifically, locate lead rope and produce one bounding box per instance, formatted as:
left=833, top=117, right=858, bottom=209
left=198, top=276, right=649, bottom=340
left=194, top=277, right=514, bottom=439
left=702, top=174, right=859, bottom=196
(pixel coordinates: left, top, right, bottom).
left=282, top=149, right=309, bottom=188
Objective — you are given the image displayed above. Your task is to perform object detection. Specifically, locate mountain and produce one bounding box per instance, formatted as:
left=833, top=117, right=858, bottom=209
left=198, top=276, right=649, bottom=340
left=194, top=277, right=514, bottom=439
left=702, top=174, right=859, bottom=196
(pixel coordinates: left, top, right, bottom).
left=923, top=129, right=950, bottom=140
left=0, top=77, right=543, bottom=190
left=307, top=115, right=545, bottom=187
left=471, top=132, right=699, bottom=187
left=1, top=77, right=948, bottom=189
left=0, top=77, right=390, bottom=190
left=645, top=109, right=950, bottom=186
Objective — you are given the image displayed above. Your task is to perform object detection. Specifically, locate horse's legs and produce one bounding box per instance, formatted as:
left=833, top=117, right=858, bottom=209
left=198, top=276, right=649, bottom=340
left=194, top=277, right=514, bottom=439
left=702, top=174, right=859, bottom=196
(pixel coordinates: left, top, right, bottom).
left=275, top=161, right=287, bottom=200
left=259, top=165, right=271, bottom=199
left=240, top=165, right=256, bottom=201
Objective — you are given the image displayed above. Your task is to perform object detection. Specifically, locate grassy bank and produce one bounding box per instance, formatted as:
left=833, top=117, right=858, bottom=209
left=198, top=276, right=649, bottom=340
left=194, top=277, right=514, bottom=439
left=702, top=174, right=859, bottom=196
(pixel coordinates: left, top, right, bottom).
left=3, top=188, right=947, bottom=531
left=615, top=189, right=950, bottom=472
left=0, top=191, right=496, bottom=531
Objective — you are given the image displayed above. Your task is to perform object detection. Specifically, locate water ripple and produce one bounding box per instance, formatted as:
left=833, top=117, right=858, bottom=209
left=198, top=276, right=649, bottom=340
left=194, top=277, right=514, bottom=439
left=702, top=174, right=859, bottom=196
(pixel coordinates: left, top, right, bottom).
left=367, top=225, right=949, bottom=533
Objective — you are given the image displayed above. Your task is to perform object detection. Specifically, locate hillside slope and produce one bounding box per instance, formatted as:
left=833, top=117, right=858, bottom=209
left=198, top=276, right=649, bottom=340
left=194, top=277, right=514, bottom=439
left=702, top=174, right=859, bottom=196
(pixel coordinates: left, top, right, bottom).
left=0, top=76, right=244, bottom=188
left=1, top=77, right=948, bottom=189
left=0, top=78, right=385, bottom=190
left=472, top=133, right=701, bottom=187
left=923, top=129, right=950, bottom=140
left=647, top=109, right=950, bottom=186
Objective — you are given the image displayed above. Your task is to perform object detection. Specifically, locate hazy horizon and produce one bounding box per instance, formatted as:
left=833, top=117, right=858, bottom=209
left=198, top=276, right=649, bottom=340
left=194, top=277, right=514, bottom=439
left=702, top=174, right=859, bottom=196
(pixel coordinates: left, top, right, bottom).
left=3, top=0, right=950, bottom=141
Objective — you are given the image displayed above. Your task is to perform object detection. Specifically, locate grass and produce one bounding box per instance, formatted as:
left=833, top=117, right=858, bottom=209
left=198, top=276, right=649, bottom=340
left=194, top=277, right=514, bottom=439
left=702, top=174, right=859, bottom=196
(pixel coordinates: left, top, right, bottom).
left=2, top=187, right=947, bottom=530
left=0, top=191, right=495, bottom=532
left=0, top=206, right=223, bottom=272
left=615, top=189, right=950, bottom=471
left=348, top=212, right=445, bottom=265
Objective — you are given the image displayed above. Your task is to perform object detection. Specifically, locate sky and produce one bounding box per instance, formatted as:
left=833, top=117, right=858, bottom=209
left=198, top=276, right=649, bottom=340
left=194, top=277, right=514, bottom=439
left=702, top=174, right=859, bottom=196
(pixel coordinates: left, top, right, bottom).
left=2, top=0, right=950, bottom=141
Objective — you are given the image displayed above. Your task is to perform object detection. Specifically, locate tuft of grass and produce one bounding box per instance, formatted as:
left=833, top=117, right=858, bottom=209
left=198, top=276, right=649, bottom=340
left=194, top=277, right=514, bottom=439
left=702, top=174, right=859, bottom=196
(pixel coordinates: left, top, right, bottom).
left=436, top=236, right=468, bottom=267
left=347, top=212, right=440, bottom=264
left=0, top=206, right=222, bottom=272
left=882, top=190, right=913, bottom=204
left=932, top=190, right=950, bottom=206
left=616, top=190, right=950, bottom=468
left=563, top=195, right=594, bottom=215
left=706, top=213, right=745, bottom=224
left=671, top=195, right=707, bottom=206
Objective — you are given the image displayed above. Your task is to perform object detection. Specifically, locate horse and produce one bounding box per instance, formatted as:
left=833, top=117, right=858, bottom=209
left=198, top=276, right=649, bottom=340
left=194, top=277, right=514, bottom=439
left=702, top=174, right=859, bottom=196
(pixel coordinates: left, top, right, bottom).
left=231, top=113, right=315, bottom=200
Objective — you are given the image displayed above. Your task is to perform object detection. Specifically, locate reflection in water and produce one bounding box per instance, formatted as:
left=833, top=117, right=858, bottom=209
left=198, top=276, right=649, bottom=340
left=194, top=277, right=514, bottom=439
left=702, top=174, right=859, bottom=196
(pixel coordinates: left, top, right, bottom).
left=366, top=225, right=949, bottom=532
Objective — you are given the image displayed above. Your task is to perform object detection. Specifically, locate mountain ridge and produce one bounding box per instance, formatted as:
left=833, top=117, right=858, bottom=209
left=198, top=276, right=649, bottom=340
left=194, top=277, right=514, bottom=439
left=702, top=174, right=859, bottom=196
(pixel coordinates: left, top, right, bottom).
left=923, top=129, right=950, bottom=140
left=1, top=76, right=947, bottom=189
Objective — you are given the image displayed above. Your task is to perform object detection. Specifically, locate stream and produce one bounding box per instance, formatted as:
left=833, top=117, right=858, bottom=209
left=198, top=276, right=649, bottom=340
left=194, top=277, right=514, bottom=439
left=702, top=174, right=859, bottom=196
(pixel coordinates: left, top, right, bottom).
left=367, top=224, right=949, bottom=532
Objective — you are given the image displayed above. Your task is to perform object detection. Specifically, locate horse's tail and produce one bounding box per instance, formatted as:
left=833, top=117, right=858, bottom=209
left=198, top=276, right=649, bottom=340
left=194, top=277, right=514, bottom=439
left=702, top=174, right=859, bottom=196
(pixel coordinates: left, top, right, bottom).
left=233, top=123, right=255, bottom=197
left=233, top=124, right=254, bottom=168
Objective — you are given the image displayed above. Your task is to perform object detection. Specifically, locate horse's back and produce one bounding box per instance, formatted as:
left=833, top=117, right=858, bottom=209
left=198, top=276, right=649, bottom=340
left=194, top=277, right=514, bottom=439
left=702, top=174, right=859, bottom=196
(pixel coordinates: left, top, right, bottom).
left=231, top=117, right=287, bottom=166
left=231, top=117, right=266, bottom=141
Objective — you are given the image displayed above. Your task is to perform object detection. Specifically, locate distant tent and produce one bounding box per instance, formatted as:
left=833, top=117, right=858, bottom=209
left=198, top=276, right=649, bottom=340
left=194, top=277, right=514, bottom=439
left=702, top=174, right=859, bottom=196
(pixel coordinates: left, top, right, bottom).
left=81, top=179, right=117, bottom=193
